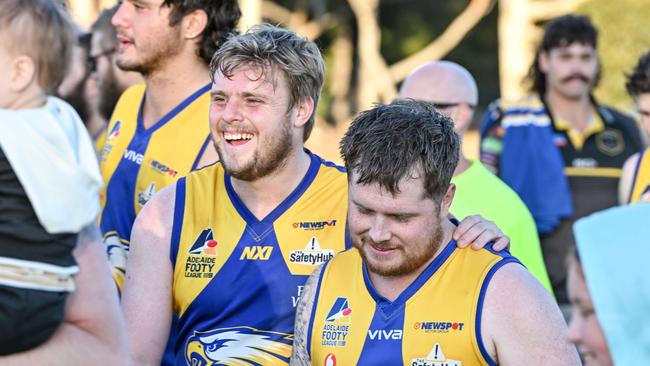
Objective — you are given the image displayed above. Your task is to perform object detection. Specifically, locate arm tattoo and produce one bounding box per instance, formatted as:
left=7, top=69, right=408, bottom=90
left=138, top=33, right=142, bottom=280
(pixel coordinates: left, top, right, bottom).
left=290, top=265, right=323, bottom=366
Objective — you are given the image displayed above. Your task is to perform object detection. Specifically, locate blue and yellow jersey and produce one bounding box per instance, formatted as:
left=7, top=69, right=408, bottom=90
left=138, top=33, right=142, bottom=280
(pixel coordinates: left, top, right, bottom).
left=171, top=151, right=349, bottom=365
left=629, top=148, right=650, bottom=203
left=307, top=242, right=520, bottom=366
left=99, top=83, right=212, bottom=288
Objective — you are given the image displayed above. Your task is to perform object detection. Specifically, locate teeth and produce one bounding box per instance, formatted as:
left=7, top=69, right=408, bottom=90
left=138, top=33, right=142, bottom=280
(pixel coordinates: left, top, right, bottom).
left=224, top=132, right=253, bottom=141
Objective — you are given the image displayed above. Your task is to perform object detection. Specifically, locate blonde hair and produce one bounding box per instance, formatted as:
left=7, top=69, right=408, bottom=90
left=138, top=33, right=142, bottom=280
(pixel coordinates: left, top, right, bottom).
left=0, top=0, right=75, bottom=93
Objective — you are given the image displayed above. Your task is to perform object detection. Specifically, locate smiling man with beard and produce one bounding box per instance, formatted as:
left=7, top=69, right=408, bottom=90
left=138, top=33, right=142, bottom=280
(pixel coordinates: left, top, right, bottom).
left=479, top=15, right=642, bottom=305
left=291, top=100, right=580, bottom=366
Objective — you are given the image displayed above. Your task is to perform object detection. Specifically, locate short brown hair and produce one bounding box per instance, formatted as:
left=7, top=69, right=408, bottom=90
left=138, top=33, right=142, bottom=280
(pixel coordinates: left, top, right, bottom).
left=0, top=0, right=75, bottom=93
left=341, top=100, right=460, bottom=202
left=210, top=24, right=325, bottom=141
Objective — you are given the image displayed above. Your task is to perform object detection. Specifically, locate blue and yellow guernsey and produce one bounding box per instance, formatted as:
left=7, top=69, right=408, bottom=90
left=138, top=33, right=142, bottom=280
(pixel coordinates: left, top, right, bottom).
left=99, top=83, right=212, bottom=289
left=629, top=148, right=650, bottom=203
left=307, top=242, right=520, bottom=366
left=171, top=151, right=349, bottom=365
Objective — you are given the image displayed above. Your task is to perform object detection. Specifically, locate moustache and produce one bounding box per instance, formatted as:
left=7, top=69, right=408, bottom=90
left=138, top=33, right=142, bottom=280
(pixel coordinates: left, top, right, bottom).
left=359, top=237, right=398, bottom=251
left=561, top=73, right=591, bottom=84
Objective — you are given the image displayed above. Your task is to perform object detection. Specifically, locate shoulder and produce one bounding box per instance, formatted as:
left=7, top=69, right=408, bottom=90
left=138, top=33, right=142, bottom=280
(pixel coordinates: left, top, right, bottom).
left=132, top=181, right=178, bottom=241
left=114, top=84, right=147, bottom=110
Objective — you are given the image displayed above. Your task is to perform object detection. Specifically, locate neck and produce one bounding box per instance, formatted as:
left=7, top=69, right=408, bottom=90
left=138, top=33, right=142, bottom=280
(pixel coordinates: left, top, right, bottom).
left=368, top=219, right=455, bottom=302
left=141, top=53, right=209, bottom=129
left=9, top=87, right=46, bottom=110
left=544, top=89, right=594, bottom=132
left=231, top=147, right=312, bottom=220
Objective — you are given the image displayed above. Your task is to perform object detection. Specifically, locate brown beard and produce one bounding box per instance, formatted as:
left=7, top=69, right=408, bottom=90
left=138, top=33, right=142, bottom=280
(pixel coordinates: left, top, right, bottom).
left=355, top=217, right=444, bottom=277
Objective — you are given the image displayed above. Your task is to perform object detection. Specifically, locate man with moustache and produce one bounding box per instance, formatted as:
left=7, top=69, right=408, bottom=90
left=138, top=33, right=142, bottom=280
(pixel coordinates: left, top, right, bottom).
left=121, top=25, right=510, bottom=365
left=99, top=0, right=240, bottom=290
left=291, top=100, right=580, bottom=366
left=480, top=15, right=642, bottom=304
left=88, top=6, right=142, bottom=153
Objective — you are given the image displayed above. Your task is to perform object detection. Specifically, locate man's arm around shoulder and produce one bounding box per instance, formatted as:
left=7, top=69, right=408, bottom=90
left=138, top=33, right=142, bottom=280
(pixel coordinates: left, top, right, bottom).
left=290, top=265, right=324, bottom=366
left=482, top=262, right=580, bottom=365
left=122, top=184, right=177, bottom=366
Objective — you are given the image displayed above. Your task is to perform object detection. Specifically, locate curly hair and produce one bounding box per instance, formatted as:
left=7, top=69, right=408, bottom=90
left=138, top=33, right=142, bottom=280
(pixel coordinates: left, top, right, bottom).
left=340, top=100, right=459, bottom=202
left=210, top=24, right=325, bottom=142
left=626, top=51, right=650, bottom=97
left=163, top=0, right=240, bottom=64
left=527, top=14, right=598, bottom=96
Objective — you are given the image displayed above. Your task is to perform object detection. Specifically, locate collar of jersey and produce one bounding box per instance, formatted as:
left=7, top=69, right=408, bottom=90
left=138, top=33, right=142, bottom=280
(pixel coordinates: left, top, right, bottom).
left=136, top=83, right=211, bottom=135
left=224, top=149, right=320, bottom=225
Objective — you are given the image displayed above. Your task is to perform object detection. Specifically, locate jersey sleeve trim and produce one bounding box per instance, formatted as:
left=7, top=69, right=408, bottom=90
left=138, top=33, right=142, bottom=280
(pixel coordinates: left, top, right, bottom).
left=170, top=177, right=187, bottom=268
left=307, top=260, right=330, bottom=359
left=475, top=257, right=520, bottom=366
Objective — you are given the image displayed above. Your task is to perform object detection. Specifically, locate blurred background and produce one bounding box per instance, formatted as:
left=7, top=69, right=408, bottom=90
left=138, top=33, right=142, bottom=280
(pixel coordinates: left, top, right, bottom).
left=66, top=0, right=650, bottom=162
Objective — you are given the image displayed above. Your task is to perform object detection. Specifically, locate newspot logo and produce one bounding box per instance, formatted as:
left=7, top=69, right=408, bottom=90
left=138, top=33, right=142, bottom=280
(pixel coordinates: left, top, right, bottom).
left=414, top=322, right=464, bottom=333
left=292, top=220, right=337, bottom=230
left=289, top=237, right=334, bottom=265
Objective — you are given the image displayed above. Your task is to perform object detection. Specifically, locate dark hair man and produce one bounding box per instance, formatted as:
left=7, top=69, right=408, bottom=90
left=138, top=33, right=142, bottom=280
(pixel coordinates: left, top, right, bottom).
left=479, top=15, right=642, bottom=303
left=291, top=100, right=580, bottom=365
left=100, top=0, right=240, bottom=290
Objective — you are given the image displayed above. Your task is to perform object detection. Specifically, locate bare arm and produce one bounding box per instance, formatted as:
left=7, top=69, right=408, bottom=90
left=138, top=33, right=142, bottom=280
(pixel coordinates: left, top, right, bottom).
left=482, top=263, right=580, bottom=365
left=290, top=265, right=323, bottom=366
left=619, top=153, right=639, bottom=204
left=121, top=185, right=176, bottom=365
left=453, top=214, right=510, bottom=251
left=0, top=225, right=130, bottom=365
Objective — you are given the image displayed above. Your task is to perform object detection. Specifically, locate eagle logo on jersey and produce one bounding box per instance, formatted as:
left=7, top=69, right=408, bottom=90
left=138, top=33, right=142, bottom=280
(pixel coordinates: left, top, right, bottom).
left=184, top=326, right=293, bottom=366
left=189, top=229, right=219, bottom=256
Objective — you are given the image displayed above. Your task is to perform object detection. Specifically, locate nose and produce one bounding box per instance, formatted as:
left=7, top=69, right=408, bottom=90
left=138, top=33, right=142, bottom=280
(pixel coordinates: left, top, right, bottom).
left=368, top=216, right=391, bottom=243
left=221, top=98, right=243, bottom=123
left=111, top=2, right=128, bottom=29
left=566, top=311, right=583, bottom=345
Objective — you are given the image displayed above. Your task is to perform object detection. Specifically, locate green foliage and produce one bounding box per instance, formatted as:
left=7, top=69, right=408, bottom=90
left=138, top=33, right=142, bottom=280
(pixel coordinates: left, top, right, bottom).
left=578, top=0, right=650, bottom=112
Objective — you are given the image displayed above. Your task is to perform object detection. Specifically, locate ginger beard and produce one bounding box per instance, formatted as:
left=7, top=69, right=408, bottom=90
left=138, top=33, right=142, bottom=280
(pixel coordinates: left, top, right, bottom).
left=351, top=207, right=444, bottom=277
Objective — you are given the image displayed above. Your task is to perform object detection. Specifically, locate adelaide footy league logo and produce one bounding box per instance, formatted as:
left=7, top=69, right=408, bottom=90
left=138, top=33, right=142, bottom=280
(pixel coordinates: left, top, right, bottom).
left=188, top=228, right=219, bottom=256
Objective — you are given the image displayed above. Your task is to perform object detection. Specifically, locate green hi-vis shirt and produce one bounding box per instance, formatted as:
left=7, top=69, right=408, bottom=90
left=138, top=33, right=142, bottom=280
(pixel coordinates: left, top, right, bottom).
left=451, top=160, right=552, bottom=294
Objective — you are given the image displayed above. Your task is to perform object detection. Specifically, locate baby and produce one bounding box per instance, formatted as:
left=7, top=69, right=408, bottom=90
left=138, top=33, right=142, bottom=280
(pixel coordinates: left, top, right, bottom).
left=0, top=0, right=103, bottom=354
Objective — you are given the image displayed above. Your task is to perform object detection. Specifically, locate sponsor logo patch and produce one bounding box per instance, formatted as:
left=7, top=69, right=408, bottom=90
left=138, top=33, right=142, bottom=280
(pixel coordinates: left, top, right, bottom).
left=414, top=321, right=465, bottom=333
left=289, top=237, right=334, bottom=265
left=411, top=343, right=462, bottom=366
left=321, top=297, right=351, bottom=347
left=185, top=229, right=218, bottom=278
left=292, top=220, right=337, bottom=230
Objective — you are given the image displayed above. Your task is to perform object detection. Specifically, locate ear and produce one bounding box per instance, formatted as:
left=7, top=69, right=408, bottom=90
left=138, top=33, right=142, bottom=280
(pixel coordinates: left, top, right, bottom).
left=440, top=183, right=456, bottom=217
left=181, top=9, right=208, bottom=40
left=293, top=96, right=315, bottom=129
left=538, top=51, right=550, bottom=73
left=11, top=55, right=37, bottom=92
